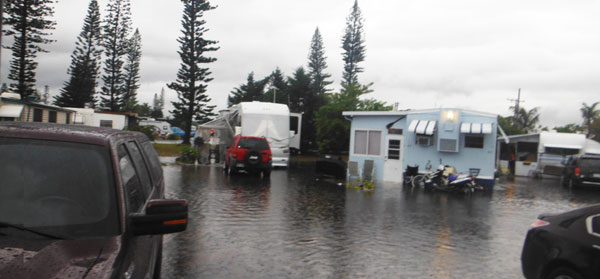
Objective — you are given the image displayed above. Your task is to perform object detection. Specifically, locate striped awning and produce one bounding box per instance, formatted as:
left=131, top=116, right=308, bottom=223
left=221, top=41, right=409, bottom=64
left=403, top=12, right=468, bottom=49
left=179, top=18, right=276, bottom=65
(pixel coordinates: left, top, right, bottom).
left=460, top=122, right=492, bottom=134
left=408, top=120, right=436, bottom=135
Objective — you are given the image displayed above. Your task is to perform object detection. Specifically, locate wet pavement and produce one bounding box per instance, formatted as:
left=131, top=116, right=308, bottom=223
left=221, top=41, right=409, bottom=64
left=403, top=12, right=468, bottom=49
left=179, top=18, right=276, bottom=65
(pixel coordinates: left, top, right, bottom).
left=159, top=158, right=600, bottom=278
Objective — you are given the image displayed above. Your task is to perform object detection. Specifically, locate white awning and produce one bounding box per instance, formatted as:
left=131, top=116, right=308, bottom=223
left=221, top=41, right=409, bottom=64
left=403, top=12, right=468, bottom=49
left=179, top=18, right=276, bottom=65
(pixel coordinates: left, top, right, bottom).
left=460, top=122, right=492, bottom=134
left=543, top=143, right=582, bottom=150
left=0, top=103, right=24, bottom=118
left=408, top=120, right=436, bottom=135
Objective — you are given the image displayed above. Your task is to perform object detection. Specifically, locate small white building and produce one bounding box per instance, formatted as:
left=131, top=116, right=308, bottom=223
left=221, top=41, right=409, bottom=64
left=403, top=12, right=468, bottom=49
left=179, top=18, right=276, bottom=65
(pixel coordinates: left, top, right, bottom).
left=67, top=108, right=136, bottom=130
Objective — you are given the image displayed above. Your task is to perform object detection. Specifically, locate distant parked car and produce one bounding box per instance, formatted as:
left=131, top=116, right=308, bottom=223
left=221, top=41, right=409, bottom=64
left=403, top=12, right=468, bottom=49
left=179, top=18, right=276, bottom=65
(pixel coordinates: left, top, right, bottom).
left=0, top=122, right=188, bottom=279
left=224, top=135, right=272, bottom=177
left=171, top=126, right=196, bottom=137
left=521, top=205, right=600, bottom=279
left=561, top=154, right=600, bottom=188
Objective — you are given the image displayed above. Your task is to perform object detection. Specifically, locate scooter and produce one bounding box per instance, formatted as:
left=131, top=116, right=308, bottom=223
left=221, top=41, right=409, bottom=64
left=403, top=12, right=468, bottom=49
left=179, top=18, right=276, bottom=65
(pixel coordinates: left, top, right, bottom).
left=425, top=165, right=483, bottom=194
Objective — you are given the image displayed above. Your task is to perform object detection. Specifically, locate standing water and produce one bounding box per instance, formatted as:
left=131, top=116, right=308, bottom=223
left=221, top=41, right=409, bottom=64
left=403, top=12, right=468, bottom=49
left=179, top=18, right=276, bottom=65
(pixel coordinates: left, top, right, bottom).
left=160, top=161, right=600, bottom=278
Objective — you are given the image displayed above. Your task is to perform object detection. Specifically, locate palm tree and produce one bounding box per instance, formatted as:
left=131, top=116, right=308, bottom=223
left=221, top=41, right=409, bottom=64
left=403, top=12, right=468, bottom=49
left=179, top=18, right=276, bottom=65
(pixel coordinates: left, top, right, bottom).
left=515, top=107, right=540, bottom=133
left=581, top=102, right=600, bottom=138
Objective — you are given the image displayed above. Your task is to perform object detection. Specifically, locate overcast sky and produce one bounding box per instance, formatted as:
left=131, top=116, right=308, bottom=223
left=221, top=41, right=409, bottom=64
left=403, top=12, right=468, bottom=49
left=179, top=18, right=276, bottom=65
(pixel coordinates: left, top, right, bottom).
left=2, top=0, right=599, bottom=128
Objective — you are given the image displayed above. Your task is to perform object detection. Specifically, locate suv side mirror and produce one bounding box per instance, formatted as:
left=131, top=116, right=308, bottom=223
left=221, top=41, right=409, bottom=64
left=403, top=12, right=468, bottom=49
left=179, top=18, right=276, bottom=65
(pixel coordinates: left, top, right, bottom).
left=130, top=199, right=188, bottom=236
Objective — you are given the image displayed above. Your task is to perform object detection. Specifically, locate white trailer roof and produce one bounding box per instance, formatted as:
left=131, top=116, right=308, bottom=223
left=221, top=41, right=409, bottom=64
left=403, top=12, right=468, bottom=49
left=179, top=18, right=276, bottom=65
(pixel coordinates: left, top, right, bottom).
left=539, top=132, right=586, bottom=151
left=584, top=139, right=600, bottom=155
left=238, top=101, right=289, bottom=116
left=0, top=103, right=24, bottom=118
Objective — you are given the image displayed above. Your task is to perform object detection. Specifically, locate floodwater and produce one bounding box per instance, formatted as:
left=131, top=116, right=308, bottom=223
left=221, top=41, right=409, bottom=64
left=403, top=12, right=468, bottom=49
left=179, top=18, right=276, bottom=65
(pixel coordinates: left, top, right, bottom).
left=159, top=159, right=600, bottom=278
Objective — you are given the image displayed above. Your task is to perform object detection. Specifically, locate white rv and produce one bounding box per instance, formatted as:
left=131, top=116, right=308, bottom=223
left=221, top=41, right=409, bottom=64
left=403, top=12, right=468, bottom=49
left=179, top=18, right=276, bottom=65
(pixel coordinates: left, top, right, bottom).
left=231, top=102, right=292, bottom=167
left=197, top=101, right=302, bottom=167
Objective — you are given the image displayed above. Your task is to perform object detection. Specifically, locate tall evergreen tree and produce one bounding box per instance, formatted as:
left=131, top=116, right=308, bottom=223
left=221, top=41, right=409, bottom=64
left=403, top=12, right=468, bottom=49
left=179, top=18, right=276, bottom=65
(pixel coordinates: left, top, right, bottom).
left=316, top=83, right=390, bottom=154
left=308, top=27, right=332, bottom=96
left=287, top=67, right=324, bottom=151
left=227, top=72, right=268, bottom=106
left=3, top=0, right=56, bottom=100
left=99, top=0, right=132, bottom=111
left=263, top=68, right=288, bottom=104
left=341, top=0, right=366, bottom=86
left=168, top=0, right=219, bottom=144
left=121, top=28, right=142, bottom=112
left=54, top=0, right=102, bottom=108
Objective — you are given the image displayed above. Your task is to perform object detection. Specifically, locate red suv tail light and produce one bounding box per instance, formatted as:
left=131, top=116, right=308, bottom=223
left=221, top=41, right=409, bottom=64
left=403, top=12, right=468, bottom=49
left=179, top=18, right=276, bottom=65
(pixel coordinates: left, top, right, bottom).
left=530, top=219, right=549, bottom=228
left=575, top=167, right=581, bottom=176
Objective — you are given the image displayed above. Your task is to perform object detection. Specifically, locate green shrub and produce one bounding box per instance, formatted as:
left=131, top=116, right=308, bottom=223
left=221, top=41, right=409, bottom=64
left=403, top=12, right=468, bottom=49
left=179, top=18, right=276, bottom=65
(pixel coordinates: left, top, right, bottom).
left=125, top=126, right=157, bottom=140
left=177, top=146, right=197, bottom=163
left=167, top=133, right=180, bottom=140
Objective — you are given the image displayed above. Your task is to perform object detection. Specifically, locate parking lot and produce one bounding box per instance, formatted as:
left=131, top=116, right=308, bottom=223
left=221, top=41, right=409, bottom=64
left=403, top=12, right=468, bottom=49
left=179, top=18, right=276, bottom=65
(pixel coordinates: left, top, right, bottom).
left=159, top=160, right=600, bottom=278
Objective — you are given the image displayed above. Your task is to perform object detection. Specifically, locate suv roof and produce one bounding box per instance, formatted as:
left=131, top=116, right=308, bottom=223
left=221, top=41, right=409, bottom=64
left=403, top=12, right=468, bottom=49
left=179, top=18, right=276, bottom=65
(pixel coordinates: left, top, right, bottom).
left=0, top=122, right=147, bottom=145
left=575, top=154, right=600, bottom=160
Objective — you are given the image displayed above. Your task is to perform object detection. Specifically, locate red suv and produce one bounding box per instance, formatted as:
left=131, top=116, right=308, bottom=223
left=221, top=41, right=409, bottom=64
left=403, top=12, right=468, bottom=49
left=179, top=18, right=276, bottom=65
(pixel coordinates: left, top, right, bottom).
left=224, top=135, right=272, bottom=177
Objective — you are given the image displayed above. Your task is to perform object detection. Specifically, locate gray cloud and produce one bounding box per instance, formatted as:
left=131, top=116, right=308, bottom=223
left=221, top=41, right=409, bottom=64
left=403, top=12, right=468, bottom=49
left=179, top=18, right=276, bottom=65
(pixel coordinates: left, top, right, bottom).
left=1, top=0, right=599, bottom=129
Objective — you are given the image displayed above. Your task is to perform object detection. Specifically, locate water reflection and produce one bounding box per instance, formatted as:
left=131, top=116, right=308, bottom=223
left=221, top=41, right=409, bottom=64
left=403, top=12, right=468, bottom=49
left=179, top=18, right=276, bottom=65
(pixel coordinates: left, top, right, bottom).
left=160, top=161, right=600, bottom=279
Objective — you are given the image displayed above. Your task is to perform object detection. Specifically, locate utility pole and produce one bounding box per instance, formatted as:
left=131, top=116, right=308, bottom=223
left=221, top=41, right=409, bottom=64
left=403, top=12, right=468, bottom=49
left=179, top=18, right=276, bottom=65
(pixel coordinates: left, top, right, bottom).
left=508, top=88, right=525, bottom=126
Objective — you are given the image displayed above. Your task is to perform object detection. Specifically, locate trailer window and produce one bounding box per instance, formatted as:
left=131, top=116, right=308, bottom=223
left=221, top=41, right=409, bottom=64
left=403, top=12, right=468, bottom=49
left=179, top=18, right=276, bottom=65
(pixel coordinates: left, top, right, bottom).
left=353, top=130, right=381, bottom=156
left=517, top=142, right=538, bottom=162
left=464, top=135, right=484, bottom=148
left=545, top=147, right=579, bottom=156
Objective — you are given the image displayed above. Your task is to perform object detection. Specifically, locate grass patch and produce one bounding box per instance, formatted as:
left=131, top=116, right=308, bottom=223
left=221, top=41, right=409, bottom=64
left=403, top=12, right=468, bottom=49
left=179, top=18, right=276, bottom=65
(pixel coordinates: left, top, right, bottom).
left=153, top=143, right=190, bottom=157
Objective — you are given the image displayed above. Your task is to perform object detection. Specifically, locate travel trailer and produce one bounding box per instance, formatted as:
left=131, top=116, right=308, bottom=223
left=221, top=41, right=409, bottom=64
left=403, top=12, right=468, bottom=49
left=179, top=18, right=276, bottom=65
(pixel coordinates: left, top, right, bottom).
left=498, top=132, right=600, bottom=177
left=196, top=101, right=302, bottom=167
left=139, top=118, right=172, bottom=136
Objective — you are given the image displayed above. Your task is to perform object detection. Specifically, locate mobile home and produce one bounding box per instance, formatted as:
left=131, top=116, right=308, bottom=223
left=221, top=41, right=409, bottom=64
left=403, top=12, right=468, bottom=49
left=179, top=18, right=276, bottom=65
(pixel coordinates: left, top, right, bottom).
left=498, top=132, right=599, bottom=177
left=343, top=108, right=498, bottom=189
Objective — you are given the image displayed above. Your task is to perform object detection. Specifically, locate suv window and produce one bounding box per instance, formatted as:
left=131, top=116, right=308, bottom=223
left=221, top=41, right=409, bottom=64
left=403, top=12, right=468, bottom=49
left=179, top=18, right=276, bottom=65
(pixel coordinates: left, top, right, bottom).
left=118, top=144, right=146, bottom=213
left=141, top=141, right=163, bottom=184
left=238, top=137, right=269, bottom=150
left=126, top=141, right=152, bottom=195
left=0, top=137, right=119, bottom=237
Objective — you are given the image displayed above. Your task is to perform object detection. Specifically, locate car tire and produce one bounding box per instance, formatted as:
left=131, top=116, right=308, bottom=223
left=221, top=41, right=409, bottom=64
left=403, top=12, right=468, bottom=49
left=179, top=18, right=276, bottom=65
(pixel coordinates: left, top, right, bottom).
left=545, top=267, right=583, bottom=279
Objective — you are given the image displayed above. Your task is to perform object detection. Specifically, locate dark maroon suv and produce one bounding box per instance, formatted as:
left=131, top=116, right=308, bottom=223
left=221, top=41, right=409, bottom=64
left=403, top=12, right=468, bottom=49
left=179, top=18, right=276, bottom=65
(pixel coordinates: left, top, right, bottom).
left=0, top=122, right=187, bottom=279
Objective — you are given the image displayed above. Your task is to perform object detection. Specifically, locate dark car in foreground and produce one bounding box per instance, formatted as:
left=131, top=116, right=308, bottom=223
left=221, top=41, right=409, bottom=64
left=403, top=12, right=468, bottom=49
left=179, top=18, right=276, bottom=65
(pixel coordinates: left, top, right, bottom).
left=561, top=154, right=600, bottom=189
left=521, top=204, right=600, bottom=279
left=224, top=135, right=272, bottom=177
left=0, top=123, right=187, bottom=279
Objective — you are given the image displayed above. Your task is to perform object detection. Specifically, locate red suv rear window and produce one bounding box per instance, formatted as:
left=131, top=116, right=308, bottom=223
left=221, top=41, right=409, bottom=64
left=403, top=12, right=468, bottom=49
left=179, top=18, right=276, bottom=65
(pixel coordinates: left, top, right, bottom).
left=238, top=138, right=269, bottom=150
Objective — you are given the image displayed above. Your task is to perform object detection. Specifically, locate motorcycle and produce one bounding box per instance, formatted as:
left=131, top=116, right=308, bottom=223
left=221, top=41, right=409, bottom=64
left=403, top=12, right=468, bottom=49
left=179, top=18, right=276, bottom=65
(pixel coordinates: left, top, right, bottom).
left=424, top=165, right=483, bottom=194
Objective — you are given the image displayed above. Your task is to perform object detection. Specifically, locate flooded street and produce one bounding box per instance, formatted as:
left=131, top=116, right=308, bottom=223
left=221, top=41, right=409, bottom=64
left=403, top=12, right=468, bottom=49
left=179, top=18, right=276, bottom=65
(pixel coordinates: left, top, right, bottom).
left=159, top=159, right=600, bottom=278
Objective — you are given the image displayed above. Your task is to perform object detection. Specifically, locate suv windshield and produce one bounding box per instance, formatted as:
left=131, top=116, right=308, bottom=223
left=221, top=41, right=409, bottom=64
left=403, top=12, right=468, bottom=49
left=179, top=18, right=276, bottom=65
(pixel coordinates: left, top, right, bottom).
left=238, top=138, right=269, bottom=150
left=0, top=138, right=119, bottom=238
